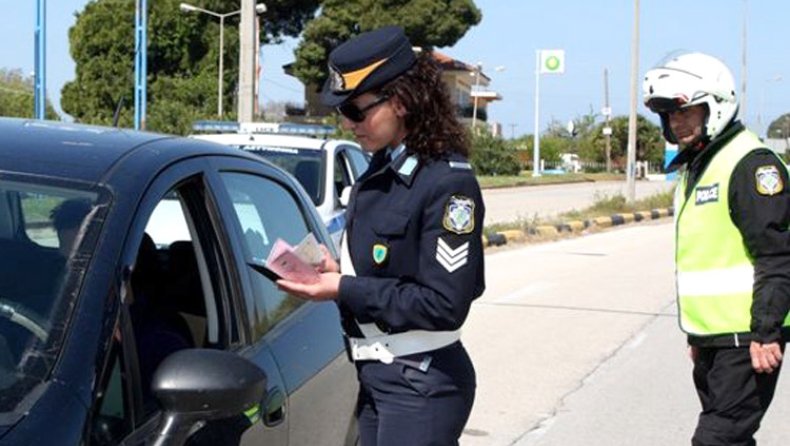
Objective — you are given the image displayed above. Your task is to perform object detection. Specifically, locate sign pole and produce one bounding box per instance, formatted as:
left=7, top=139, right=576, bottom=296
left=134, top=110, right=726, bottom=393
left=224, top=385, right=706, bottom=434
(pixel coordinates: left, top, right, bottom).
left=533, top=50, right=541, bottom=177
left=134, top=0, right=147, bottom=130
left=34, top=0, right=46, bottom=119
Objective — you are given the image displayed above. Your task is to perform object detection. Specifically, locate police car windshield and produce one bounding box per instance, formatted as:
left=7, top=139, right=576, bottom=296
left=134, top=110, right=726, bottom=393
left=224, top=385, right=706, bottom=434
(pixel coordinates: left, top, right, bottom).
left=0, top=178, right=102, bottom=418
left=239, top=146, right=324, bottom=206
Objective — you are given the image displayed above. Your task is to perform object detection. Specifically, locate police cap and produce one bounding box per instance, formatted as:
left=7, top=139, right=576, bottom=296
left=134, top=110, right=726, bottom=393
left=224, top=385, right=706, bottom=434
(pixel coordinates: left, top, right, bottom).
left=321, top=26, right=417, bottom=107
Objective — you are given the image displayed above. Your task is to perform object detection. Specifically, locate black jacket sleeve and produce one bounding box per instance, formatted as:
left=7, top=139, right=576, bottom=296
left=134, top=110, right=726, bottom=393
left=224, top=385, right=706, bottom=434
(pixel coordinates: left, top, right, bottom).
left=337, top=170, right=485, bottom=332
left=730, top=149, right=790, bottom=343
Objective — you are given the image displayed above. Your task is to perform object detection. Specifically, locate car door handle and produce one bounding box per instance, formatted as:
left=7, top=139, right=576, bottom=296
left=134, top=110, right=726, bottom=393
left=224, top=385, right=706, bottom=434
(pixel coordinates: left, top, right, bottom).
left=262, top=386, right=286, bottom=427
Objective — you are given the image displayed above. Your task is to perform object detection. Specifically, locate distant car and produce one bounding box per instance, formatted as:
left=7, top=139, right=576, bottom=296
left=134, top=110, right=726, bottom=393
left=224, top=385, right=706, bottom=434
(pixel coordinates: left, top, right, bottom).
left=0, top=118, right=357, bottom=446
left=189, top=122, right=371, bottom=248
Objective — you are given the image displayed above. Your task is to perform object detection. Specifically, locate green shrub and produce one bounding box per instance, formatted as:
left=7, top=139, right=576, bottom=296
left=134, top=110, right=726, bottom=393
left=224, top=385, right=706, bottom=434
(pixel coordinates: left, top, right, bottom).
left=469, top=129, right=520, bottom=176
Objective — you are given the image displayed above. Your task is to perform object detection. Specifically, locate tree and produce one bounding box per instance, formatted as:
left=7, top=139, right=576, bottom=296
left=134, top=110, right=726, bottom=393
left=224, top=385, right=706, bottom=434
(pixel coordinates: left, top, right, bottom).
left=469, top=128, right=520, bottom=176
left=0, top=69, right=58, bottom=119
left=767, top=113, right=790, bottom=140
left=61, top=0, right=321, bottom=133
left=581, top=114, right=664, bottom=171
left=291, top=0, right=482, bottom=90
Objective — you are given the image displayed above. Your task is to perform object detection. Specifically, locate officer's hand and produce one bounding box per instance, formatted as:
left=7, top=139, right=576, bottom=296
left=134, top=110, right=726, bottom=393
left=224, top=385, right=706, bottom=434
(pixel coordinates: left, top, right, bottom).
left=317, top=244, right=340, bottom=273
left=750, top=341, right=783, bottom=374
left=277, top=272, right=341, bottom=301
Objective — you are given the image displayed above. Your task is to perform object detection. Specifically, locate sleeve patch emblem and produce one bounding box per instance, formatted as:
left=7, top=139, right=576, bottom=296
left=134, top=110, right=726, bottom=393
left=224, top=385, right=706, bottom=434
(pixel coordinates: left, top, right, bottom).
left=755, top=165, right=784, bottom=196
left=443, top=195, right=475, bottom=235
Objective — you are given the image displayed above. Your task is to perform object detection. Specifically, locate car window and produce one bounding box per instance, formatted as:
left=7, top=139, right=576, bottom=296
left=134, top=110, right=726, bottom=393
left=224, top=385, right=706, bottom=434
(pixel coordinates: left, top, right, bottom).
left=334, top=152, right=353, bottom=202
left=0, top=178, right=104, bottom=416
left=127, top=179, right=237, bottom=421
left=344, top=145, right=371, bottom=177
left=88, top=329, right=132, bottom=446
left=219, top=172, right=312, bottom=340
left=241, top=146, right=325, bottom=206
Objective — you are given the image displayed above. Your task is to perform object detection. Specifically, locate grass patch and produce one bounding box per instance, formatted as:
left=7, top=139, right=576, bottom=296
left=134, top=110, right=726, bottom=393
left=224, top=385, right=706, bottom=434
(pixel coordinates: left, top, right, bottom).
left=486, top=188, right=675, bottom=235
left=22, top=196, right=62, bottom=223
left=478, top=172, right=625, bottom=189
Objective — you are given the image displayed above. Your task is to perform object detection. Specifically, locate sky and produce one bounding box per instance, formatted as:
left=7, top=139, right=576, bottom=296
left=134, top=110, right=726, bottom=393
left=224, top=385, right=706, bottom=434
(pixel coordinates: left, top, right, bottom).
left=3, top=0, right=790, bottom=139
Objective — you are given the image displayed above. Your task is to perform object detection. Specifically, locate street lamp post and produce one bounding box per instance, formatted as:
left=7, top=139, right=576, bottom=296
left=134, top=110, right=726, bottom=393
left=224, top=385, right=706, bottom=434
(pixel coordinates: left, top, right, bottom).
left=470, top=64, right=503, bottom=131
left=180, top=2, right=266, bottom=118
left=471, top=62, right=482, bottom=129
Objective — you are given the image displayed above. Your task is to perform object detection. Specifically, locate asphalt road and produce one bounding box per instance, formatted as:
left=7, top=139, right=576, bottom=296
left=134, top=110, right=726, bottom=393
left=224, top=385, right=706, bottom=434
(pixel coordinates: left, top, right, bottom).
left=460, top=221, right=790, bottom=446
left=482, top=180, right=676, bottom=225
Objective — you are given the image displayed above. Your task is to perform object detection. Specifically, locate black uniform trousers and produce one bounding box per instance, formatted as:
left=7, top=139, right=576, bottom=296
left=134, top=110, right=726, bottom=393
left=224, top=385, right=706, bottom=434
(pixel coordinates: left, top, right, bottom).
left=355, top=342, right=476, bottom=446
left=692, top=346, right=783, bottom=446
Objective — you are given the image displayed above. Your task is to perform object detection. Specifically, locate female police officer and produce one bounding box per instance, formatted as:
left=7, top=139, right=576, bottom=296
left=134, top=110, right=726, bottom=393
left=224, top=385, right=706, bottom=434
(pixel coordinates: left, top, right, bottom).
left=277, top=26, right=485, bottom=446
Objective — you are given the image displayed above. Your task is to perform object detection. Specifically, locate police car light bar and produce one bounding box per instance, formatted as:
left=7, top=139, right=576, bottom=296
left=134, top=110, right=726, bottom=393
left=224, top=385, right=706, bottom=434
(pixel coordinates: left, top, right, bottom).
left=191, top=120, right=241, bottom=133
left=190, top=120, right=336, bottom=137
left=239, top=122, right=337, bottom=136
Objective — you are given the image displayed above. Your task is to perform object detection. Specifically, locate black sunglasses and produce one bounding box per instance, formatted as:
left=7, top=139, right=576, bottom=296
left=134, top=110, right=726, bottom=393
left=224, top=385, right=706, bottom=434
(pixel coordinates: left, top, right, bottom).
left=336, top=96, right=390, bottom=123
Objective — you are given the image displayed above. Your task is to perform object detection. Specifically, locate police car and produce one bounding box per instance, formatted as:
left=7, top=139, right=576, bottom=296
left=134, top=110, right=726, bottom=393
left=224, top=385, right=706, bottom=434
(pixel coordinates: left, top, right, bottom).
left=190, top=122, right=370, bottom=248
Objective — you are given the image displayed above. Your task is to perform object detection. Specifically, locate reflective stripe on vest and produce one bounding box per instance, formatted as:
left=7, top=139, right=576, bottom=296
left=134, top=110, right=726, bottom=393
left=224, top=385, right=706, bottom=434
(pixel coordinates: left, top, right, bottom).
left=675, top=129, right=790, bottom=335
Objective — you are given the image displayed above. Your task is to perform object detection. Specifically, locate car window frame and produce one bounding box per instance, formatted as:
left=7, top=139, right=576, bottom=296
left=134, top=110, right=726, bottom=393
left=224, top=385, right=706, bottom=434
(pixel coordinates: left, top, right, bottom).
left=203, top=155, right=335, bottom=343
left=109, top=156, right=246, bottom=431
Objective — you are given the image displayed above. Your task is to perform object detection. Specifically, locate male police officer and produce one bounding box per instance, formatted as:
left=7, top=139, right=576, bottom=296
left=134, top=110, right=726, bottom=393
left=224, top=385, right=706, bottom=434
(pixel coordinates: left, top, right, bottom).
left=644, top=52, right=790, bottom=445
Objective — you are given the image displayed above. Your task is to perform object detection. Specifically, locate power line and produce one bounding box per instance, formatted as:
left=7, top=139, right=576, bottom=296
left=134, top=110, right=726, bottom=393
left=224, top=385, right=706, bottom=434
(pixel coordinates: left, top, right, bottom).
left=260, top=75, right=302, bottom=94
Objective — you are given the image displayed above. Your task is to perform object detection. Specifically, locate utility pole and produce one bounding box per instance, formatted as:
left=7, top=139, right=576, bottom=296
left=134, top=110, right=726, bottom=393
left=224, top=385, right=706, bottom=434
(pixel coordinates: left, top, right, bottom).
left=625, top=0, right=639, bottom=202
left=741, top=0, right=748, bottom=124
left=603, top=68, right=612, bottom=173
left=238, top=0, right=256, bottom=122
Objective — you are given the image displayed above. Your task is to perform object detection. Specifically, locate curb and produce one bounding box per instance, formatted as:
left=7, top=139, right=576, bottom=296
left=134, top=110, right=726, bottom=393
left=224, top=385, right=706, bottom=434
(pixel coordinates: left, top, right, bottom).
left=484, top=207, right=675, bottom=248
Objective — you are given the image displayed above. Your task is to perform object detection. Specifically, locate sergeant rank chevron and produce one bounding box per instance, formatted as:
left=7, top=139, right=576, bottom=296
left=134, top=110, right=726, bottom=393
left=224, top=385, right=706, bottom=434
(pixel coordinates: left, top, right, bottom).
left=436, top=238, right=469, bottom=273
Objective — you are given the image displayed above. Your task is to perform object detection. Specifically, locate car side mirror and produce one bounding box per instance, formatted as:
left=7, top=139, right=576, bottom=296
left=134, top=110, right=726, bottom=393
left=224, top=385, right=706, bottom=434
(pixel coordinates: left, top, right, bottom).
left=339, top=186, right=352, bottom=208
left=148, top=349, right=267, bottom=446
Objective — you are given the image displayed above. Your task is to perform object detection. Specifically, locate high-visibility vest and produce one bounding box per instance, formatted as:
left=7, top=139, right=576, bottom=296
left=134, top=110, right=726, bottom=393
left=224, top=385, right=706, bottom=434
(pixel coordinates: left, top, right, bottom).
left=675, top=129, right=790, bottom=336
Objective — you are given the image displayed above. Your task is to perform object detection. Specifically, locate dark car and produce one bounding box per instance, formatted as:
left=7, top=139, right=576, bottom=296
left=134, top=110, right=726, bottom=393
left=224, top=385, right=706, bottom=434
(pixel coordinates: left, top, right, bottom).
left=0, top=118, right=357, bottom=446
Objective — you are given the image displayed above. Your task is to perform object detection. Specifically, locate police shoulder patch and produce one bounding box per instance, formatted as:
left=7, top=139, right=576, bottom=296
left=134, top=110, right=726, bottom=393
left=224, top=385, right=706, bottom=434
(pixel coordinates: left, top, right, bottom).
left=443, top=195, right=475, bottom=234
left=755, top=165, right=784, bottom=196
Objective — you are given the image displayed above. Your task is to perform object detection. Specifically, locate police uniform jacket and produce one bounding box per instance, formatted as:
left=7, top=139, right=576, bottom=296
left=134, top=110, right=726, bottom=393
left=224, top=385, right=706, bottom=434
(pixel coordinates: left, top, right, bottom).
left=337, top=148, right=485, bottom=337
left=670, top=121, right=790, bottom=347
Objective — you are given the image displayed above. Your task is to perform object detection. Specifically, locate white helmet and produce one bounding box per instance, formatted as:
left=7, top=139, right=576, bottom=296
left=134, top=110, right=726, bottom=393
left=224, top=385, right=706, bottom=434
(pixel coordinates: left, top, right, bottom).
left=643, top=52, right=738, bottom=144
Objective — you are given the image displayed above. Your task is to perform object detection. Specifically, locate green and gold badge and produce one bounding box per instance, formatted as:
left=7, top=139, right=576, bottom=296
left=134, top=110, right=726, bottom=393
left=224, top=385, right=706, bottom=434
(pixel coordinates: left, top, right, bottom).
left=372, top=243, right=389, bottom=265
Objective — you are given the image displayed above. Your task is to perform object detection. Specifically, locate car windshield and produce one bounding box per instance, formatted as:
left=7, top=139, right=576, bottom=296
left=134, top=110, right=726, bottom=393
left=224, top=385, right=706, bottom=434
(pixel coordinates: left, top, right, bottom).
left=0, top=176, right=105, bottom=418
left=235, top=145, right=324, bottom=205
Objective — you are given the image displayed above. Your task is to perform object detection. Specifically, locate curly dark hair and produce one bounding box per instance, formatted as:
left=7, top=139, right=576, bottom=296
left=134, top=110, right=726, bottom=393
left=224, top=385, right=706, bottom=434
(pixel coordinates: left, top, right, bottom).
left=376, top=52, right=470, bottom=159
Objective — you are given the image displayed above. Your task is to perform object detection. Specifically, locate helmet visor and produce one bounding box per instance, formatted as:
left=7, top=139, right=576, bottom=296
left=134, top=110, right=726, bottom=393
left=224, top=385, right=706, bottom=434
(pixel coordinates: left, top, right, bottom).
left=645, top=94, right=708, bottom=113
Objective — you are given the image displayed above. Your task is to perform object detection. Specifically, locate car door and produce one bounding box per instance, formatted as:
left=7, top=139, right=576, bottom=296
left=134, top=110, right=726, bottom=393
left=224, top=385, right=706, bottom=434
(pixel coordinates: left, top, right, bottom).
left=86, top=157, right=288, bottom=446
left=205, top=156, right=358, bottom=446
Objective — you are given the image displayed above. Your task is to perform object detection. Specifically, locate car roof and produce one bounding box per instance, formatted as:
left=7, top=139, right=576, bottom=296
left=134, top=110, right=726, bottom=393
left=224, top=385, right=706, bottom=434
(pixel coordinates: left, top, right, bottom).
left=190, top=133, right=333, bottom=151
left=0, top=118, right=259, bottom=184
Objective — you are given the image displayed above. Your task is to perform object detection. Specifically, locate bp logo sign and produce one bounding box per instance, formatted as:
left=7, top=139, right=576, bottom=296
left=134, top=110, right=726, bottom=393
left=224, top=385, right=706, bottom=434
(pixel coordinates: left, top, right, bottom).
left=540, top=50, right=565, bottom=74
left=545, top=55, right=561, bottom=71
